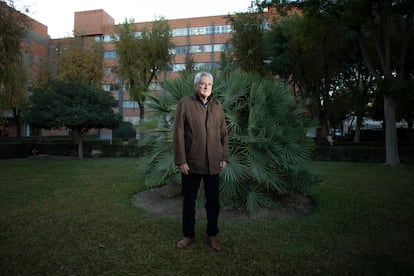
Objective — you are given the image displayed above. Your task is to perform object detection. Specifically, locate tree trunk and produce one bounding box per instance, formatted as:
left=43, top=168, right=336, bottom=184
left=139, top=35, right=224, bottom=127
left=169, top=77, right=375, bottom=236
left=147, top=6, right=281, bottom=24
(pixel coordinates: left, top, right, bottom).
left=77, top=130, right=84, bottom=159
left=139, top=102, right=145, bottom=120
left=13, top=109, right=21, bottom=138
left=138, top=102, right=145, bottom=139
left=383, top=94, right=400, bottom=165
left=37, top=128, right=43, bottom=143
left=353, top=114, right=363, bottom=143
left=353, top=125, right=361, bottom=143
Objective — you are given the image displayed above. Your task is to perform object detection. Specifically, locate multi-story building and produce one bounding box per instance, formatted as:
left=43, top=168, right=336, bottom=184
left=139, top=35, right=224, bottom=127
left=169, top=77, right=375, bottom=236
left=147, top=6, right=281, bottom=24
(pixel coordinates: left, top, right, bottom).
left=71, top=9, right=236, bottom=128
left=3, top=5, right=297, bottom=138
left=3, top=8, right=240, bottom=138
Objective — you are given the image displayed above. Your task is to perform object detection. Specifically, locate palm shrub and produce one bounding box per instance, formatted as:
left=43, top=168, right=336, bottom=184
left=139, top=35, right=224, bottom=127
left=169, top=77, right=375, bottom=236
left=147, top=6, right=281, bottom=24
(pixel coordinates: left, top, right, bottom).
left=138, top=70, right=318, bottom=214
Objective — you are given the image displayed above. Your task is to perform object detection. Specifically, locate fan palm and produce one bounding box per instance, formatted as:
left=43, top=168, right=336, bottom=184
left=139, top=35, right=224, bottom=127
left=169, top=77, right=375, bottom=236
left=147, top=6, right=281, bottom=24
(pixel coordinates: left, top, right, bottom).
left=138, top=69, right=318, bottom=214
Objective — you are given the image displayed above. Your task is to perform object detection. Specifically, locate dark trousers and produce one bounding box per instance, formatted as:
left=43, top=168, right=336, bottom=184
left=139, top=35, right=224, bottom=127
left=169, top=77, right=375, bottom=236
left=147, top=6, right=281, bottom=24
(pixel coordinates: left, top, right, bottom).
left=181, top=173, right=220, bottom=238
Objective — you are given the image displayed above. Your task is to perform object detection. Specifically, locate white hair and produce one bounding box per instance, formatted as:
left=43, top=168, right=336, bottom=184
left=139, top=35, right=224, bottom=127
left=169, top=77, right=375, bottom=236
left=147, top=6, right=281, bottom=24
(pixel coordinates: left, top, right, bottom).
left=194, top=71, right=213, bottom=86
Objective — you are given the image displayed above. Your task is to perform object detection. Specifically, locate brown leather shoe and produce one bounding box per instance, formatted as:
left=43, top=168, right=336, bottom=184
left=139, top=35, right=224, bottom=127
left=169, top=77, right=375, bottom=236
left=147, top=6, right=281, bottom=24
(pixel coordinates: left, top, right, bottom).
left=176, top=237, right=193, bottom=249
left=207, top=236, right=222, bottom=251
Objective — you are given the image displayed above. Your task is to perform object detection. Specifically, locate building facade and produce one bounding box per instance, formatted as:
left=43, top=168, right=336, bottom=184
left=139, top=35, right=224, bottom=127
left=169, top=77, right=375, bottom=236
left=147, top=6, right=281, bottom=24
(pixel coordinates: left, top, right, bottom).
left=72, top=9, right=236, bottom=127
left=3, top=5, right=294, bottom=138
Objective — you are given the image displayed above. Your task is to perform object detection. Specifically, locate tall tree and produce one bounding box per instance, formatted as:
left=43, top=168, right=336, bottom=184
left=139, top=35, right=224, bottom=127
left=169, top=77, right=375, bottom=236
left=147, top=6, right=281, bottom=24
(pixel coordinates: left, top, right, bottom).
left=306, top=0, right=414, bottom=165
left=24, top=79, right=121, bottom=158
left=56, top=35, right=104, bottom=86
left=0, top=1, right=29, bottom=138
left=265, top=12, right=347, bottom=140
left=226, top=12, right=268, bottom=75
left=114, top=17, right=173, bottom=120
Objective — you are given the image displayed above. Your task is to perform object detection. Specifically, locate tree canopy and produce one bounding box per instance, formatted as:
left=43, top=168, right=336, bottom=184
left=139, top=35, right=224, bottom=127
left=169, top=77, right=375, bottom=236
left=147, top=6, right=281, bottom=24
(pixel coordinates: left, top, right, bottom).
left=226, top=12, right=268, bottom=75
left=24, top=79, right=121, bottom=158
left=56, top=35, right=104, bottom=86
left=233, top=0, right=414, bottom=165
left=304, top=0, right=414, bottom=165
left=114, top=17, right=174, bottom=119
left=0, top=0, right=29, bottom=137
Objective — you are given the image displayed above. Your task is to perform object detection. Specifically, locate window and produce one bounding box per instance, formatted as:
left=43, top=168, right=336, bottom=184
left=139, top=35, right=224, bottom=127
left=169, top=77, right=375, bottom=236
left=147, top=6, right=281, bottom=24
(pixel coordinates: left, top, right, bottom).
left=123, top=101, right=139, bottom=108
left=166, top=64, right=186, bottom=72
left=104, top=35, right=113, bottom=42
left=172, top=28, right=188, bottom=37
left=102, top=84, right=110, bottom=91
left=103, top=50, right=118, bottom=59
left=96, top=35, right=115, bottom=42
left=110, top=83, right=120, bottom=91
left=214, top=25, right=232, bottom=34
left=193, top=62, right=220, bottom=70
left=172, top=25, right=232, bottom=37
left=102, top=83, right=121, bottom=91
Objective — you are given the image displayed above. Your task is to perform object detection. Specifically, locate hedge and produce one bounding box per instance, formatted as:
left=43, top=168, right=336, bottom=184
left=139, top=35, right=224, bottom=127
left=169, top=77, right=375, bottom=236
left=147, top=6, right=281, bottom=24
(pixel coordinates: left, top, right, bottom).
left=1, top=141, right=413, bottom=163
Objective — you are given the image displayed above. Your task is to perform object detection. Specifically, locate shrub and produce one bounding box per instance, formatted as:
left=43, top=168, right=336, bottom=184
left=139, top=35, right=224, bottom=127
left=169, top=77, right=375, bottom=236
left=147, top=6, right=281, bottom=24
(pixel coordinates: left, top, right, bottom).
left=113, top=121, right=136, bottom=141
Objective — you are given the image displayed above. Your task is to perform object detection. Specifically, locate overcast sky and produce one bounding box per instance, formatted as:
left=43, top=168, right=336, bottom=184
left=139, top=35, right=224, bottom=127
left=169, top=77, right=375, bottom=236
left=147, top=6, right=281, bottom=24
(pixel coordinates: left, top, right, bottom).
left=17, top=0, right=255, bottom=38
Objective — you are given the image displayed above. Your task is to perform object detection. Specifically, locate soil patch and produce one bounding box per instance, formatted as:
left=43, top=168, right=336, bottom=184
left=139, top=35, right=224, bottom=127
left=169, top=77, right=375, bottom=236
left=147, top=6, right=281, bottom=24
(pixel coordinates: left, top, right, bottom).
left=132, top=185, right=316, bottom=221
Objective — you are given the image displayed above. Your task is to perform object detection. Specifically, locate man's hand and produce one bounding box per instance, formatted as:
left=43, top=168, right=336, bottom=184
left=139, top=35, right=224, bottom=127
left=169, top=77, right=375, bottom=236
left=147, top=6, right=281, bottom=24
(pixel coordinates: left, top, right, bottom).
left=179, top=163, right=190, bottom=175
left=220, top=161, right=227, bottom=171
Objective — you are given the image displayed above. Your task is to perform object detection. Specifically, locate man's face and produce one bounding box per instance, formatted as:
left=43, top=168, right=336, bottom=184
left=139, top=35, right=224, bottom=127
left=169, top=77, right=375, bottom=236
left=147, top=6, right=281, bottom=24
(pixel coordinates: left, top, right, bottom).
left=196, top=76, right=213, bottom=100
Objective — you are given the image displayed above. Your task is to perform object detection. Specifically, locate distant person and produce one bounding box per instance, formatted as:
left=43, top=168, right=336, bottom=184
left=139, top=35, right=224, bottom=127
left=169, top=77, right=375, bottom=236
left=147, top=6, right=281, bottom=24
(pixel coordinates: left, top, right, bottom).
left=173, top=71, right=229, bottom=251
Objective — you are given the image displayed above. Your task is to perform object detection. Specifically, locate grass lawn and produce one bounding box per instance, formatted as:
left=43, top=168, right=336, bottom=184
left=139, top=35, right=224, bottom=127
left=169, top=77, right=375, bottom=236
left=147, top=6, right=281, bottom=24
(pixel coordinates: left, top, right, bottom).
left=1, top=158, right=413, bottom=275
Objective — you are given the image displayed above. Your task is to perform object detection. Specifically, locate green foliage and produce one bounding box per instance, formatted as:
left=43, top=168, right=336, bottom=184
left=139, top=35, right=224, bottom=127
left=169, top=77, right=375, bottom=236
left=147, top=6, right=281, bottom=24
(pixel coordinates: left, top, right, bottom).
left=0, top=2, right=29, bottom=136
left=24, top=79, right=121, bottom=131
left=0, top=1, right=27, bottom=83
left=267, top=10, right=348, bottom=129
left=220, top=73, right=319, bottom=213
left=113, top=17, right=174, bottom=119
left=226, top=11, right=268, bottom=74
left=56, top=36, right=104, bottom=86
left=139, top=70, right=318, bottom=214
left=302, top=0, right=414, bottom=164
left=113, top=121, right=137, bottom=141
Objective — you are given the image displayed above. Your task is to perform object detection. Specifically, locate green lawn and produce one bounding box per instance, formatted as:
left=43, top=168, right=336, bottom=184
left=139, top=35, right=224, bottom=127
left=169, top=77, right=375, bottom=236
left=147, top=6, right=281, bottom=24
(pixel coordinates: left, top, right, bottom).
left=1, top=158, right=413, bottom=275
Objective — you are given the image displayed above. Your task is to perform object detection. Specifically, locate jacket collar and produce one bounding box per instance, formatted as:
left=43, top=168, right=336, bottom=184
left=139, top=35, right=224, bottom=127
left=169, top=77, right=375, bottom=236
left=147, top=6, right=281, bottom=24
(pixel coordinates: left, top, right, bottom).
left=193, top=92, right=214, bottom=104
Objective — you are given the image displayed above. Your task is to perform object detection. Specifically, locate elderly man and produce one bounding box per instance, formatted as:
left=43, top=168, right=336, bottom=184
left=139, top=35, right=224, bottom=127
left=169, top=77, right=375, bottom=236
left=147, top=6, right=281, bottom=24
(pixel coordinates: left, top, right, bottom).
left=173, top=71, right=229, bottom=251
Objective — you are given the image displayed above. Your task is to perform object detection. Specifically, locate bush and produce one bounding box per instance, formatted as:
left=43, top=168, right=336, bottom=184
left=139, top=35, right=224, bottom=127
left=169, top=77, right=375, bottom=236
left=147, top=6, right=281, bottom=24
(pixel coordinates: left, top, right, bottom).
left=113, top=122, right=136, bottom=141
left=312, top=146, right=414, bottom=163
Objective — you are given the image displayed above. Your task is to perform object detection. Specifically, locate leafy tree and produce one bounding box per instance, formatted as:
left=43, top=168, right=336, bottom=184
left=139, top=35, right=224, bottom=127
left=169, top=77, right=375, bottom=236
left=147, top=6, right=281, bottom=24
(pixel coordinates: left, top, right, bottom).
left=226, top=12, right=268, bottom=75
left=0, top=1, right=26, bottom=78
left=138, top=70, right=318, bottom=215
left=396, top=81, right=414, bottom=129
left=113, top=17, right=174, bottom=120
left=265, top=12, right=347, bottom=140
left=56, top=35, right=104, bottom=86
left=0, top=0, right=29, bottom=138
left=24, top=79, right=121, bottom=158
left=305, top=0, right=414, bottom=165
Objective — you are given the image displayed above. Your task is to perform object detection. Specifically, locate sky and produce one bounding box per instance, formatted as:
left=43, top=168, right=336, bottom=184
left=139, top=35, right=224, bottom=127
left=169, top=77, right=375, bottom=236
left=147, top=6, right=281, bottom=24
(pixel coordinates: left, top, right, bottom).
left=17, top=0, right=256, bottom=38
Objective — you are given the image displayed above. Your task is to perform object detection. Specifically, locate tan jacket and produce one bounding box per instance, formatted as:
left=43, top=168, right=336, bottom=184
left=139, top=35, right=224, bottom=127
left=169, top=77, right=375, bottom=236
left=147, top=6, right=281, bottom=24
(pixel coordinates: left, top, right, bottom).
left=173, top=93, right=229, bottom=175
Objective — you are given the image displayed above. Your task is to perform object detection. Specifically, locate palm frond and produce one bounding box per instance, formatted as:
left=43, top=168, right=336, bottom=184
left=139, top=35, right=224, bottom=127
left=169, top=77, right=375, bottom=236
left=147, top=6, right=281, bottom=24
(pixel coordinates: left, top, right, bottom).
left=145, top=92, right=175, bottom=113
left=220, top=153, right=250, bottom=197
left=142, top=150, right=175, bottom=187
left=245, top=189, right=275, bottom=215
left=164, top=73, right=195, bottom=101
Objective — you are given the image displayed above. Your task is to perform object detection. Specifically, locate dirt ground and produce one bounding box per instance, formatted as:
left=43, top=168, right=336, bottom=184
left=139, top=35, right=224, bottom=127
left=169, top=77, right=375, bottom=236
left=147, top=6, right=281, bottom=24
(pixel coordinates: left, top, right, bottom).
left=132, top=184, right=316, bottom=221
